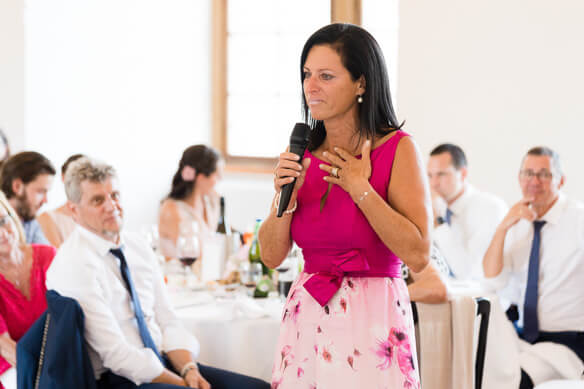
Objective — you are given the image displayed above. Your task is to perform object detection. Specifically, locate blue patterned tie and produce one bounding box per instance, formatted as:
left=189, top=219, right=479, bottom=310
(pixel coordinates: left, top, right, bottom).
left=522, top=220, right=546, bottom=343
left=444, top=208, right=453, bottom=226
left=110, top=248, right=163, bottom=362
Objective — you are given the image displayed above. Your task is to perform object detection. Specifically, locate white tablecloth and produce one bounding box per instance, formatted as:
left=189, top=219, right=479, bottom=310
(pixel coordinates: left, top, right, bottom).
left=169, top=288, right=284, bottom=382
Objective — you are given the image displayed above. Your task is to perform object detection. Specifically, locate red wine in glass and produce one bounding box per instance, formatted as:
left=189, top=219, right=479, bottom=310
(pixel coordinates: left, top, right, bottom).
left=179, top=257, right=198, bottom=267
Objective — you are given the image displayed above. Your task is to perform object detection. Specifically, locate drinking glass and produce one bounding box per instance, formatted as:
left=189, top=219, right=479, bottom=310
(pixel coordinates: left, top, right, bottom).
left=176, top=221, right=201, bottom=287
left=240, top=261, right=262, bottom=296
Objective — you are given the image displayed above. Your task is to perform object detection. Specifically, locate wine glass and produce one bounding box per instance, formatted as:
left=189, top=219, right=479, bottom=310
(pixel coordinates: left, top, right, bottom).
left=239, top=261, right=262, bottom=297
left=176, top=221, right=201, bottom=288
left=140, top=224, right=160, bottom=252
left=141, top=224, right=165, bottom=269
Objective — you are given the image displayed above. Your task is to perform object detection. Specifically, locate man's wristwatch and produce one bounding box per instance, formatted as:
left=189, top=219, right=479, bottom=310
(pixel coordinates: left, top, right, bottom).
left=180, top=361, right=198, bottom=378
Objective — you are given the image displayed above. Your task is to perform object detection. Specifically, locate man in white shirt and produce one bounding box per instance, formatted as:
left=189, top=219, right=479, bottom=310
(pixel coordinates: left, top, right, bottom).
left=427, top=143, right=507, bottom=280
left=47, top=158, right=269, bottom=389
left=483, top=146, right=584, bottom=389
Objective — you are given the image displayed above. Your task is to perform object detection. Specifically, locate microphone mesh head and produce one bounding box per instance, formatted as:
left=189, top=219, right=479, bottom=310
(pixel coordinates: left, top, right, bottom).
left=290, top=123, right=311, bottom=146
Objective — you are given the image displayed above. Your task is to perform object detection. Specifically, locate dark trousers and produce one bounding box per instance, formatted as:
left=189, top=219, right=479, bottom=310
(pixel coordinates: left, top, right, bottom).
left=519, top=369, right=534, bottom=389
left=517, top=331, right=584, bottom=389
left=97, top=363, right=270, bottom=389
left=535, top=331, right=584, bottom=362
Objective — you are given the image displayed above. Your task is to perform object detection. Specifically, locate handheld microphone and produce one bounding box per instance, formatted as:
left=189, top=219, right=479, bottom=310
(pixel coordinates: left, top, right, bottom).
left=277, top=123, right=311, bottom=217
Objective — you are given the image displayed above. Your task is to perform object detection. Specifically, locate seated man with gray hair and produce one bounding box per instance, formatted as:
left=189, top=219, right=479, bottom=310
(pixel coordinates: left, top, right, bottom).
left=47, top=157, right=269, bottom=389
left=483, top=146, right=584, bottom=388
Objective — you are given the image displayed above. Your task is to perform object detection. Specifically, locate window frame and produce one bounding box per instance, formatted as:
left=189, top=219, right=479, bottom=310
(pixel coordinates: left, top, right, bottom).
left=212, top=0, right=362, bottom=173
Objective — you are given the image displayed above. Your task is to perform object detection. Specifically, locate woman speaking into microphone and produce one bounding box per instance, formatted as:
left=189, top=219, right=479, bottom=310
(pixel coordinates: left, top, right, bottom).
left=258, top=23, right=432, bottom=388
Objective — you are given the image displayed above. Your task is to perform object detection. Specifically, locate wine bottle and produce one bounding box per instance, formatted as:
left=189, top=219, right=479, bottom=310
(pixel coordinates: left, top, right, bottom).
left=253, top=276, right=274, bottom=298
left=216, top=196, right=230, bottom=234
left=249, top=219, right=272, bottom=276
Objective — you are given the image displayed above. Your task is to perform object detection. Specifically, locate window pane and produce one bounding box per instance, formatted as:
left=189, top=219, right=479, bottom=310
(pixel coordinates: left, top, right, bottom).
left=229, top=0, right=277, bottom=33
left=228, top=34, right=278, bottom=94
left=227, top=0, right=330, bottom=158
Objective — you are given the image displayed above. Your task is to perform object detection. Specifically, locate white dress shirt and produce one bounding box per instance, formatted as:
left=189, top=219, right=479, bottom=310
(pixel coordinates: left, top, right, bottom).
left=483, top=193, right=584, bottom=332
left=46, top=226, right=200, bottom=385
left=434, top=184, right=508, bottom=280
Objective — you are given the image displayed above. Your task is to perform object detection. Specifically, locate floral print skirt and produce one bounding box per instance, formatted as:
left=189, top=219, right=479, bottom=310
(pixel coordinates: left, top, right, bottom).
left=271, top=272, right=420, bottom=389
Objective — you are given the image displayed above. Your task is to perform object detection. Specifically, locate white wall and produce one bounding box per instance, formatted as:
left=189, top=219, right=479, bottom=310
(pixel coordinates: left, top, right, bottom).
left=0, top=0, right=25, bottom=151
left=218, top=173, right=274, bottom=233
left=5, top=1, right=584, bottom=235
left=23, top=0, right=211, bottom=232
left=398, top=0, right=584, bottom=204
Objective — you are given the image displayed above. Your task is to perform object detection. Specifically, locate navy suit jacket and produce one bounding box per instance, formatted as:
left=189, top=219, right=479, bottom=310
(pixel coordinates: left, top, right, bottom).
left=16, top=290, right=97, bottom=389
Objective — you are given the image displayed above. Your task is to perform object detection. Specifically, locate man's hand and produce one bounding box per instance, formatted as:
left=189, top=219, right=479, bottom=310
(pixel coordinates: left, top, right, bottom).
left=184, top=368, right=211, bottom=389
left=499, top=197, right=536, bottom=231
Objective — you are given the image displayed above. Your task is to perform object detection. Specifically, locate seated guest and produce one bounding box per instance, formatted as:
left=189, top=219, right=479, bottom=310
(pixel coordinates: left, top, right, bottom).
left=47, top=158, right=268, bottom=388
left=403, top=243, right=450, bottom=304
left=428, top=143, right=507, bottom=280
left=158, top=145, right=222, bottom=261
left=37, top=154, right=86, bottom=247
left=483, top=146, right=584, bottom=388
left=0, top=192, right=56, bottom=388
left=0, top=152, right=56, bottom=244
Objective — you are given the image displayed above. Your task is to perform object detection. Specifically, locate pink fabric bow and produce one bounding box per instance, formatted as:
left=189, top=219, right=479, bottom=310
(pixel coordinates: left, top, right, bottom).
left=181, top=165, right=196, bottom=182
left=303, top=249, right=370, bottom=306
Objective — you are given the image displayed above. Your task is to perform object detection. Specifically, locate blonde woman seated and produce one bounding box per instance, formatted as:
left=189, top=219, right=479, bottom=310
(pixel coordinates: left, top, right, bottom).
left=37, top=154, right=85, bottom=247
left=158, top=145, right=223, bottom=265
left=0, top=193, right=56, bottom=389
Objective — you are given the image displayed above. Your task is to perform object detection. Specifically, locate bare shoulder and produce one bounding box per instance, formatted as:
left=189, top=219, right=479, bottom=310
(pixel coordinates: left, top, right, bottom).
left=391, top=135, right=425, bottom=179
left=158, top=198, right=181, bottom=240
left=36, top=211, right=53, bottom=225
left=388, top=134, right=431, bottom=218
left=394, top=134, right=420, bottom=159
left=159, top=198, right=179, bottom=218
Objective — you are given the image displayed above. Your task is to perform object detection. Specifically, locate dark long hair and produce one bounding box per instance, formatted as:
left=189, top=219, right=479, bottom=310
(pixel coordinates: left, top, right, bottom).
left=300, top=23, right=403, bottom=151
left=167, top=145, right=220, bottom=200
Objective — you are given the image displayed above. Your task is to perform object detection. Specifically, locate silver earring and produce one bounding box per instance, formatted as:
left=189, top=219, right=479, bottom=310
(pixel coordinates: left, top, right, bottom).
left=357, top=95, right=363, bottom=103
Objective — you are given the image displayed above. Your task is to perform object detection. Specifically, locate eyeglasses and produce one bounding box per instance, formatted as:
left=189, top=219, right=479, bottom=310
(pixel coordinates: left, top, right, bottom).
left=0, top=215, right=11, bottom=228
left=519, top=169, right=554, bottom=181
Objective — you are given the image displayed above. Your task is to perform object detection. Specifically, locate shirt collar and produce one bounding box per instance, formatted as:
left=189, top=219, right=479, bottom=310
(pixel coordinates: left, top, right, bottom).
left=76, top=225, right=125, bottom=258
left=448, top=183, right=475, bottom=214
left=539, top=192, right=566, bottom=226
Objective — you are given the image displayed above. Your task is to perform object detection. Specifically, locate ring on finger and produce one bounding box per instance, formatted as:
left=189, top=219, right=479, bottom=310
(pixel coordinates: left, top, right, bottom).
left=331, top=166, right=340, bottom=178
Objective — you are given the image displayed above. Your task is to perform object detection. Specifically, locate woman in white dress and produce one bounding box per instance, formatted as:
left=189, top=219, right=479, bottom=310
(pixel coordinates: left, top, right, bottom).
left=37, top=154, right=85, bottom=247
left=158, top=145, right=223, bottom=267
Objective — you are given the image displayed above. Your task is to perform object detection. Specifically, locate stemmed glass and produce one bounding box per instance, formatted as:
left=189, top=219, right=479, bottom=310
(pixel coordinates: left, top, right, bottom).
left=176, top=221, right=201, bottom=288
left=240, top=262, right=262, bottom=297
left=141, top=224, right=165, bottom=268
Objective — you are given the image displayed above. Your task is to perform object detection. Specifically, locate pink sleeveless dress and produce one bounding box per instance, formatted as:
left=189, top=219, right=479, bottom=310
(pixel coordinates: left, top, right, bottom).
left=271, top=131, right=420, bottom=389
left=0, top=244, right=56, bottom=387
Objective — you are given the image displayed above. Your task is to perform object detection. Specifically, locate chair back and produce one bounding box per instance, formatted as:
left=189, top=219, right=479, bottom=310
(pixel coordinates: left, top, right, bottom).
left=16, top=290, right=97, bottom=389
left=413, top=296, right=491, bottom=389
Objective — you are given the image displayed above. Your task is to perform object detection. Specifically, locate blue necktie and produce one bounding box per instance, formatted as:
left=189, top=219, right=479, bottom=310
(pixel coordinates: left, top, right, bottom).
left=522, top=220, right=546, bottom=343
left=444, top=208, right=453, bottom=226
left=110, top=248, right=163, bottom=362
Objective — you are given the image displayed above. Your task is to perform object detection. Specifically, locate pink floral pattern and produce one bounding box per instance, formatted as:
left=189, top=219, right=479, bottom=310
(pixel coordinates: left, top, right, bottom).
left=375, top=338, right=394, bottom=370
left=271, top=273, right=420, bottom=389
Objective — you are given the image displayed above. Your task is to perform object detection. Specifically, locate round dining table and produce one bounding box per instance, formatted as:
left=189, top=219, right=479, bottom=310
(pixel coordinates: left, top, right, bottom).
left=168, top=287, right=284, bottom=382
